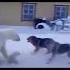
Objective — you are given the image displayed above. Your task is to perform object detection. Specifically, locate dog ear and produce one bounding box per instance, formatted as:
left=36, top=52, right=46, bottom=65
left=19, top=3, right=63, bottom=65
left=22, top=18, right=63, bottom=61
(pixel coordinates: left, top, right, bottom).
left=30, top=36, right=37, bottom=38
left=28, top=36, right=37, bottom=40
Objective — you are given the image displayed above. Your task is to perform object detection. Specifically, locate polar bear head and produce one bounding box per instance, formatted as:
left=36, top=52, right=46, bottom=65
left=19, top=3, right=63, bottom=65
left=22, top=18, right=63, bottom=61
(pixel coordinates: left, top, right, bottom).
left=2, top=30, right=20, bottom=41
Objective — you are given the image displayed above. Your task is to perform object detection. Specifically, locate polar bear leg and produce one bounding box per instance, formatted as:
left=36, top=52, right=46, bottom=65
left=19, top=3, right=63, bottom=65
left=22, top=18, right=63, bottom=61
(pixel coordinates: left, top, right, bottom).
left=0, top=46, right=20, bottom=64
left=7, top=52, right=20, bottom=64
left=0, top=46, right=9, bottom=59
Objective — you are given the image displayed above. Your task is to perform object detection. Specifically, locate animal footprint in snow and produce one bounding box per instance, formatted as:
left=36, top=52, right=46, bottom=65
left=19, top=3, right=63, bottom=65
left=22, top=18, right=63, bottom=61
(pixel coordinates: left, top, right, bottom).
left=7, top=52, right=20, bottom=64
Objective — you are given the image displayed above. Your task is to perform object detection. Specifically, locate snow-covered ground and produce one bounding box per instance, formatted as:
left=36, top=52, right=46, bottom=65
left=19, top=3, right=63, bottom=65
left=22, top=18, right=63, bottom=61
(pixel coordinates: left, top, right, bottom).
left=0, top=25, right=70, bottom=68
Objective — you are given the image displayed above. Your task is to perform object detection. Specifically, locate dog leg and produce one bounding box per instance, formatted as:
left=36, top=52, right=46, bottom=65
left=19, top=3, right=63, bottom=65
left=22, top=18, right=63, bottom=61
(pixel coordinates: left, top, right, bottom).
left=67, top=51, right=70, bottom=64
left=46, top=42, right=59, bottom=64
left=31, top=47, right=40, bottom=55
left=34, top=47, right=40, bottom=52
left=32, top=47, right=40, bottom=54
left=46, top=53, right=56, bottom=64
left=46, top=46, right=58, bottom=64
left=1, top=46, right=9, bottom=59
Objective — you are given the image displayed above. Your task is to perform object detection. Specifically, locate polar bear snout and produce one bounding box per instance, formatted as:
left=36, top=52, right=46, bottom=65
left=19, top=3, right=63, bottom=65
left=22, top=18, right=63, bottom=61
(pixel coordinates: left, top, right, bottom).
left=13, top=35, right=20, bottom=41
left=15, top=37, right=20, bottom=41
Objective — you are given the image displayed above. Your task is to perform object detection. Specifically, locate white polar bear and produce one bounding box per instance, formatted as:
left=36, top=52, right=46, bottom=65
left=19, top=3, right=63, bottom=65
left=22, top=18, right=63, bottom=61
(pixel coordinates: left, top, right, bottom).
left=0, top=29, right=20, bottom=63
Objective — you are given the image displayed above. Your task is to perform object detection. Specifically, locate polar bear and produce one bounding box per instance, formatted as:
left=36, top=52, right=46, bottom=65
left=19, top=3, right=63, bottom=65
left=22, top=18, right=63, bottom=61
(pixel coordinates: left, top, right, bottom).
left=0, top=29, right=20, bottom=64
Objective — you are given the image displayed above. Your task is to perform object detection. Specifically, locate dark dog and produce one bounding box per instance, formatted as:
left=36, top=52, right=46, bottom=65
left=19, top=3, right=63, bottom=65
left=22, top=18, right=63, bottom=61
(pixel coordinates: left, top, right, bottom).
left=27, top=36, right=70, bottom=64
left=27, top=36, right=56, bottom=53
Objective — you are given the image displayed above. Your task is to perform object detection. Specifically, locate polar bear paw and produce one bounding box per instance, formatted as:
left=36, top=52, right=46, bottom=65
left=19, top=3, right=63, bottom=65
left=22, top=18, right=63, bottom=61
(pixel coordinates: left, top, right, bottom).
left=7, top=52, right=20, bottom=64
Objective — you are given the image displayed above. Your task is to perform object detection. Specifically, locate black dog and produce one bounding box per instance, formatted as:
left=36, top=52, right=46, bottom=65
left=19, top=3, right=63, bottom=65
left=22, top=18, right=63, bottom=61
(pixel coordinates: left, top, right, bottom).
left=27, top=36, right=56, bottom=53
left=27, top=36, right=70, bottom=64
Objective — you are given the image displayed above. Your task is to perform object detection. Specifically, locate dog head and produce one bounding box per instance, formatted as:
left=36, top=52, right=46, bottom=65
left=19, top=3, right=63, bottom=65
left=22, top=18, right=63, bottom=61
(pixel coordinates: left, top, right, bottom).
left=27, top=36, right=37, bottom=42
left=27, top=36, right=38, bottom=47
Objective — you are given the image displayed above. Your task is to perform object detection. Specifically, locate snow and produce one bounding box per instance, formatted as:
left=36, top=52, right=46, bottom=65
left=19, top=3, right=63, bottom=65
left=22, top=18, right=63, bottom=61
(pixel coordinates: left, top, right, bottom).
left=0, top=25, right=70, bottom=68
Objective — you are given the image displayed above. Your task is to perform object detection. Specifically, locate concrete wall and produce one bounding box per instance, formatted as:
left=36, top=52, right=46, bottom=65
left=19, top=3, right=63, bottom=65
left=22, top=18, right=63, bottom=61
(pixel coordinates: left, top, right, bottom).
left=0, top=2, right=70, bottom=26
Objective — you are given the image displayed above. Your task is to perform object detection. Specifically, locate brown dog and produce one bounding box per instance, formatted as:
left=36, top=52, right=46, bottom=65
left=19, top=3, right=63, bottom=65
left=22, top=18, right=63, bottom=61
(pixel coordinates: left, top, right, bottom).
left=27, top=36, right=56, bottom=53
left=27, top=36, right=70, bottom=64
